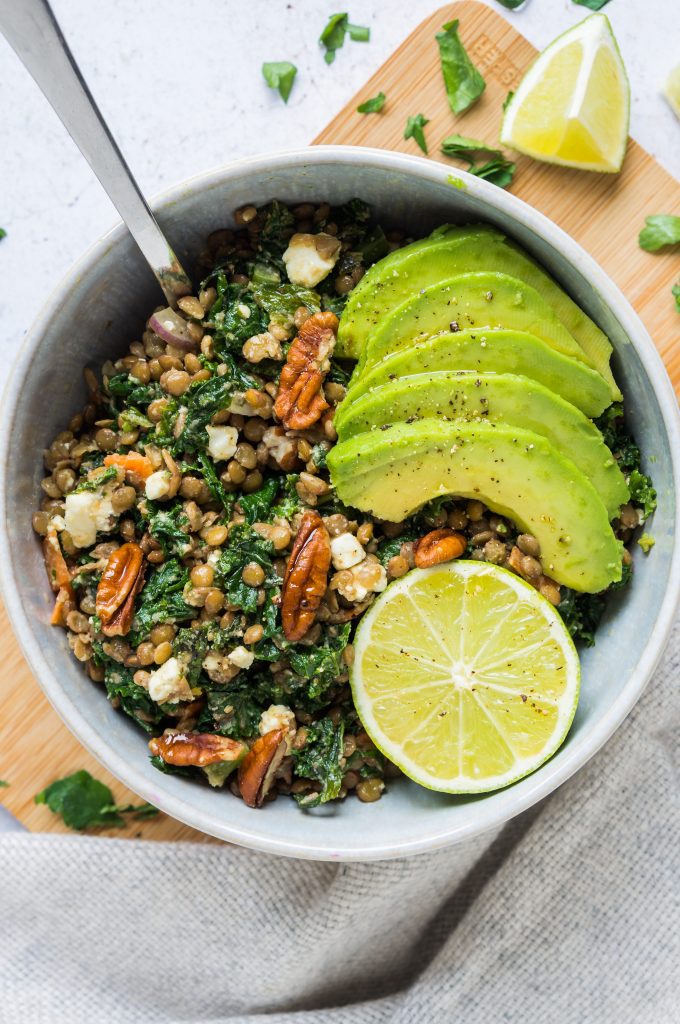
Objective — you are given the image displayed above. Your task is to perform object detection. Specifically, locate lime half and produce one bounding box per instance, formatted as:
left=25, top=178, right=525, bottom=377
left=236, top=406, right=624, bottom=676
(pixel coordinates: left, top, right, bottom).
left=501, top=14, right=629, bottom=173
left=351, top=561, right=580, bottom=793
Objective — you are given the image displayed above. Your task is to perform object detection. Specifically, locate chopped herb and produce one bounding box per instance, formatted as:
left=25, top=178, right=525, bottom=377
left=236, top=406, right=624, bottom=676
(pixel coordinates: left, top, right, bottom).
left=209, top=273, right=268, bottom=359
left=638, top=214, right=680, bottom=252
left=119, top=407, right=153, bottom=433
left=292, top=718, right=345, bottom=807
left=435, top=19, right=485, bottom=115
left=628, top=469, right=657, bottom=520
left=404, top=113, right=430, bottom=154
left=129, top=559, right=195, bottom=645
left=638, top=533, right=655, bottom=553
left=262, top=61, right=297, bottom=103
left=197, top=451, right=234, bottom=511
left=97, top=659, right=165, bottom=731
left=503, top=90, right=514, bottom=111
left=594, top=404, right=640, bottom=472
left=309, top=443, right=328, bottom=470
left=74, top=465, right=118, bottom=492
left=270, top=474, right=302, bottom=519
left=251, top=279, right=320, bottom=328
left=357, top=92, right=386, bottom=114
left=173, top=627, right=209, bottom=686
left=673, top=282, right=680, bottom=312
left=572, top=0, right=611, bottom=9
left=105, top=373, right=161, bottom=414
left=557, top=589, right=607, bottom=647
left=320, top=13, right=370, bottom=64
left=35, top=770, right=155, bottom=831
left=376, top=531, right=417, bottom=566
left=202, top=682, right=263, bottom=739
left=0, top=228, right=6, bottom=240
left=0, top=779, right=8, bottom=788
left=441, top=134, right=515, bottom=188
left=287, top=625, right=351, bottom=700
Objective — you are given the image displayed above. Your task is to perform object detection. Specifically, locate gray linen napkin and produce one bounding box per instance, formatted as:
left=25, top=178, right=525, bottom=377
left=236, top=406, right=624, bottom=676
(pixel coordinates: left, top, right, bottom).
left=1, top=618, right=679, bottom=1024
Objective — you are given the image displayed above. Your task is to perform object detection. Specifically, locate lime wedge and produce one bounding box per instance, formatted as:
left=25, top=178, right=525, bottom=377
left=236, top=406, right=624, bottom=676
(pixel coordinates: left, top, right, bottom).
left=664, top=63, right=680, bottom=121
left=351, top=561, right=580, bottom=793
left=501, top=14, right=629, bottom=173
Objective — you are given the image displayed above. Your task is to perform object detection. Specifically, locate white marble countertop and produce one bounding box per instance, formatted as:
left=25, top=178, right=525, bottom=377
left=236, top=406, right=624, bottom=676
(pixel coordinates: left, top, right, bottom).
left=0, top=0, right=678, bottom=833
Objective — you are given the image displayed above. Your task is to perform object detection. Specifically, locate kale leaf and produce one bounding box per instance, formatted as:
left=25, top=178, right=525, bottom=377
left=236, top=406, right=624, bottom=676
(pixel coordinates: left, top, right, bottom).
left=251, top=279, right=320, bottom=327
left=74, top=465, right=119, bottom=492
left=435, top=19, right=485, bottom=115
left=130, top=559, right=195, bottom=644
left=98, top=659, right=165, bottom=732
left=140, top=501, right=190, bottom=556
left=237, top=476, right=280, bottom=524
left=594, top=404, right=640, bottom=472
left=173, top=627, right=209, bottom=686
left=271, top=474, right=302, bottom=519
left=287, top=625, right=351, bottom=700
left=556, top=589, right=607, bottom=648
left=628, top=470, right=657, bottom=520
left=197, top=451, right=234, bottom=511
left=35, top=770, right=155, bottom=830
left=214, top=524, right=281, bottom=614
left=292, top=718, right=345, bottom=807
left=209, top=274, right=268, bottom=360
left=177, top=359, right=256, bottom=451
left=105, top=373, right=161, bottom=416
left=201, top=683, right=262, bottom=739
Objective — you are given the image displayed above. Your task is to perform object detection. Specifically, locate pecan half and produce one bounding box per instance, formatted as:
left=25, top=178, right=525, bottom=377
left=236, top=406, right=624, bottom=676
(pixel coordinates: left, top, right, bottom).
left=414, top=529, right=466, bottom=569
left=96, top=542, right=146, bottom=637
left=149, top=730, right=246, bottom=767
left=238, top=728, right=288, bottom=808
left=273, top=311, right=338, bottom=430
left=281, top=511, right=331, bottom=641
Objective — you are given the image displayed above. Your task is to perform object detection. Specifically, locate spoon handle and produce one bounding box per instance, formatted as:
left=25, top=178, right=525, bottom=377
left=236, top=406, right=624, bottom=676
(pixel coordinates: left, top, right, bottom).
left=0, top=0, right=192, bottom=304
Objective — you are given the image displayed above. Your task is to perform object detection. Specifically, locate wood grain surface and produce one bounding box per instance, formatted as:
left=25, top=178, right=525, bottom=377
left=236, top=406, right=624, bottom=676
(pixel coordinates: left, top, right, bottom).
left=1, top=0, right=678, bottom=841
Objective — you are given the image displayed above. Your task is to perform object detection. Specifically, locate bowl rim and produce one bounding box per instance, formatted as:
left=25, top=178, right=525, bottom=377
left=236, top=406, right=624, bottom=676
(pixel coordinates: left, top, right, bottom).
left=2, top=145, right=679, bottom=860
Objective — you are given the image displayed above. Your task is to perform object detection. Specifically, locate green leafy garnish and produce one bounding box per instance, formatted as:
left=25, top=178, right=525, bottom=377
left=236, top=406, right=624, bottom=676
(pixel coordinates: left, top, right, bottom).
left=503, top=90, right=515, bottom=111
left=35, top=770, right=156, bottom=831
left=441, top=134, right=515, bottom=188
left=97, top=660, right=165, bottom=731
left=557, top=589, right=608, bottom=648
left=214, top=524, right=281, bottom=614
left=262, top=62, right=298, bottom=103
left=251, top=279, right=320, bottom=328
left=209, top=274, right=268, bottom=359
left=357, top=92, right=386, bottom=114
left=287, top=625, right=351, bottom=700
left=673, top=282, right=680, bottom=312
left=141, top=501, right=190, bottom=557
left=177, top=360, right=256, bottom=451
left=628, top=469, right=657, bottom=520
left=638, top=215, right=680, bottom=252
left=404, top=114, right=430, bottom=154
left=196, top=451, right=233, bottom=511
left=435, top=19, right=486, bottom=115
left=572, top=0, right=611, bottom=9
left=638, top=533, right=655, bottom=553
left=129, top=559, right=195, bottom=645
left=320, top=13, right=370, bottom=64
left=292, top=718, right=345, bottom=807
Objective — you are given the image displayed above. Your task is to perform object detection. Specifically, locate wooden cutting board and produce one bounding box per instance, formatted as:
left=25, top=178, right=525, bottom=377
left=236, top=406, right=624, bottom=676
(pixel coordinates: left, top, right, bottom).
left=1, top=0, right=678, bottom=841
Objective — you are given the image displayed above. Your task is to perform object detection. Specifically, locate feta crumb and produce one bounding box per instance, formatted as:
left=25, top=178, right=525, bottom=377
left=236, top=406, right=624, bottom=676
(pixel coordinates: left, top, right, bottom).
left=147, top=657, right=194, bottom=704
left=371, top=563, right=388, bottom=593
left=202, top=652, right=238, bottom=684
left=206, top=425, right=239, bottom=462
left=145, top=469, right=172, bottom=501
left=64, top=490, right=116, bottom=548
left=282, top=232, right=341, bottom=288
left=330, top=532, right=366, bottom=570
left=228, top=392, right=255, bottom=415
left=259, top=704, right=296, bottom=748
left=228, top=646, right=255, bottom=670
left=50, top=515, right=66, bottom=532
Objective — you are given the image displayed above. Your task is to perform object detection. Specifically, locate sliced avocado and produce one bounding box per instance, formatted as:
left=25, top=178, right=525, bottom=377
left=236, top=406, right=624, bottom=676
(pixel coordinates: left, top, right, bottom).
left=356, top=272, right=594, bottom=375
left=343, top=328, right=611, bottom=418
left=334, top=372, right=628, bottom=518
left=338, top=224, right=620, bottom=400
left=327, top=419, right=622, bottom=593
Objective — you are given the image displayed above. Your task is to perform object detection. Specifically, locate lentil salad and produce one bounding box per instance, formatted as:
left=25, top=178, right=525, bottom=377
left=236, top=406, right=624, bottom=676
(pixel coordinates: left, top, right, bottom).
left=34, top=199, right=654, bottom=809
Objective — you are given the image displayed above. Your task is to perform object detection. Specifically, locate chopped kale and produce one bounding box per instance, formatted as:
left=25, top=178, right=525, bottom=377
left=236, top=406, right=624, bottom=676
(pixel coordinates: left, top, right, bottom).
left=105, top=373, right=161, bottom=415
left=150, top=755, right=195, bottom=779
left=357, top=92, right=386, bottom=114
left=177, top=360, right=256, bottom=450
left=153, top=397, right=179, bottom=448
left=594, top=404, right=641, bottom=472
left=376, top=532, right=416, bottom=566
left=74, top=465, right=118, bottom=492
left=292, top=718, right=345, bottom=807
left=309, top=444, right=328, bottom=470
left=610, top=560, right=633, bottom=591
left=435, top=19, right=485, bottom=115
left=209, top=274, right=268, bottom=360
left=271, top=474, right=302, bottom=519
left=237, top=476, right=280, bottom=524
left=141, top=501, right=190, bottom=557
left=95, top=658, right=165, bottom=732
left=119, top=407, right=153, bottom=433
left=197, top=451, right=234, bottom=511
left=628, top=470, right=657, bottom=520
left=287, top=625, right=351, bottom=700
left=262, top=61, right=298, bottom=103
left=557, top=589, right=607, bottom=647
left=202, top=683, right=262, bottom=739
left=35, top=770, right=155, bottom=830
left=173, top=627, right=209, bottom=686
left=404, top=114, right=430, bottom=154
left=257, top=200, right=296, bottom=265
left=251, top=279, right=320, bottom=327
left=214, top=524, right=282, bottom=614
left=129, top=559, right=195, bottom=644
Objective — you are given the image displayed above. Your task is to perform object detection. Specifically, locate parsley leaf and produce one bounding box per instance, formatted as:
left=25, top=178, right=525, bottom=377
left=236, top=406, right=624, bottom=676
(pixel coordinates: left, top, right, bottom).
left=638, top=214, right=680, bottom=252
left=503, top=90, right=514, bottom=111
left=357, top=92, right=386, bottom=114
left=292, top=718, right=345, bottom=807
left=320, top=13, right=370, bottom=64
left=262, top=61, right=297, bottom=103
left=436, top=19, right=485, bottom=115
left=404, top=113, right=430, bottom=154
left=572, top=0, right=611, bottom=9
left=441, top=134, right=516, bottom=188
left=35, top=770, right=156, bottom=831
left=673, top=282, right=680, bottom=312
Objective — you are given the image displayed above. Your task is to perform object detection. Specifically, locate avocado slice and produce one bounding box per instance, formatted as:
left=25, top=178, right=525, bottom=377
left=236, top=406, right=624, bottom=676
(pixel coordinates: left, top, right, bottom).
left=327, top=419, right=623, bottom=593
left=355, top=272, right=594, bottom=376
left=334, top=371, right=628, bottom=518
left=343, top=328, right=611, bottom=418
left=338, top=224, right=620, bottom=400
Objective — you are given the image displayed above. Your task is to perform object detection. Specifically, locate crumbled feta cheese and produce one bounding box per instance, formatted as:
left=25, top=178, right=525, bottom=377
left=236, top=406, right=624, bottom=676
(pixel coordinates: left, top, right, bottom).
left=333, top=571, right=369, bottom=604
left=371, top=563, right=388, bottom=593
left=282, top=232, right=341, bottom=288
left=147, top=657, right=194, bottom=704
left=50, top=515, right=66, bottom=532
left=333, top=560, right=388, bottom=603
left=228, top=646, right=255, bottom=670
left=330, top=532, right=366, bottom=570
left=206, top=425, right=238, bottom=462
left=64, top=491, right=116, bottom=548
left=228, top=391, right=255, bottom=415
left=203, top=652, right=238, bottom=684
left=145, top=469, right=172, bottom=501
left=259, top=704, right=296, bottom=750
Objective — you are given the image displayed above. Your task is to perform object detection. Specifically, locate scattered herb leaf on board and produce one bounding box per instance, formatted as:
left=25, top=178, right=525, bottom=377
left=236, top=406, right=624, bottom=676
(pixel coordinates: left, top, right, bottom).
left=0, top=780, right=8, bottom=788
left=503, top=90, right=515, bottom=111
left=673, top=282, right=680, bottom=312
left=357, top=92, right=386, bottom=114
left=572, top=0, right=612, bottom=9
left=320, top=13, right=370, bottom=64
left=262, top=62, right=298, bottom=103
left=35, top=770, right=158, bottom=831
left=435, top=19, right=486, bottom=114
left=404, top=113, right=430, bottom=154
left=0, top=229, right=6, bottom=240
left=441, top=134, right=516, bottom=188
left=638, top=214, right=680, bottom=252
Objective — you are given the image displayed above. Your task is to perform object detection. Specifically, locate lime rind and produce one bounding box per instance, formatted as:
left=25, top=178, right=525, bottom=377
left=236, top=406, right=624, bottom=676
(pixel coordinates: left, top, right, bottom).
left=350, top=561, right=580, bottom=794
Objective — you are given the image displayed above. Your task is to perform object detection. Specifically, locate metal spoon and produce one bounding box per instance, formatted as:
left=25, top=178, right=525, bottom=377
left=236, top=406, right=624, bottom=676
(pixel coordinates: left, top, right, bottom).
left=0, top=0, right=192, bottom=305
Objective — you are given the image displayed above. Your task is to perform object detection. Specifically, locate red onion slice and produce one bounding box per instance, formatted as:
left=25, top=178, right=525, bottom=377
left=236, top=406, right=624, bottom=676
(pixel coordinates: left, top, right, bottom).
left=148, top=307, right=197, bottom=351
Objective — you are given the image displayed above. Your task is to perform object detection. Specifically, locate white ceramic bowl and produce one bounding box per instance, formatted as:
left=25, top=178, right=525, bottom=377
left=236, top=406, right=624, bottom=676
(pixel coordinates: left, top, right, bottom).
left=2, top=147, right=679, bottom=860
